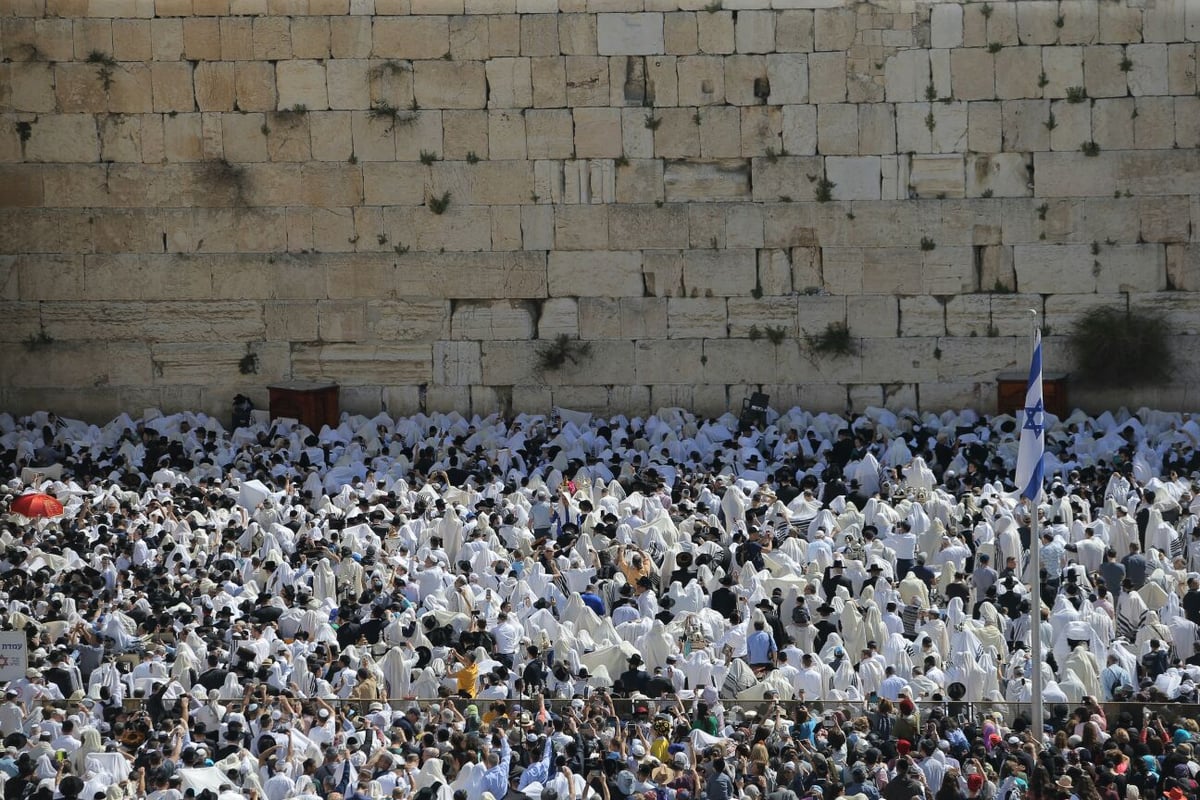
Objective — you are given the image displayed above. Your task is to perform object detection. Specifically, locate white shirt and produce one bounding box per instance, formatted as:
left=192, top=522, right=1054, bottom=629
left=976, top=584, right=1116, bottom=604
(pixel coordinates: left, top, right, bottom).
left=494, top=620, right=521, bottom=655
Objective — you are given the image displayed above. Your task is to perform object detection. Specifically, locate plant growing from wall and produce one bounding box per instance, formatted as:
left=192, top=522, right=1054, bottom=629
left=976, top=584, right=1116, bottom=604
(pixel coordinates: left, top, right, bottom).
left=1069, top=306, right=1171, bottom=387
left=806, top=322, right=857, bottom=358
left=205, top=158, right=249, bottom=207
left=238, top=352, right=259, bottom=375
left=428, top=191, right=451, bottom=214
left=23, top=330, right=54, bottom=351
left=1080, top=140, right=1100, bottom=156
left=536, top=334, right=592, bottom=373
left=1065, top=86, right=1087, bottom=103
left=86, top=50, right=117, bottom=91
left=369, top=101, right=417, bottom=133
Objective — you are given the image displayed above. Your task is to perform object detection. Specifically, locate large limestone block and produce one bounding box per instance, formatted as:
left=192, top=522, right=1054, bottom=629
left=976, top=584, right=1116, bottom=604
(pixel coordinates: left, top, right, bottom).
left=1091, top=97, right=1135, bottom=149
left=950, top=48, right=994, bottom=101
left=813, top=7, right=855, bottom=51
left=372, top=17, right=449, bottom=60
left=898, top=294, right=946, bottom=336
left=1140, top=197, right=1191, bottom=244
left=1013, top=244, right=1096, bottom=293
left=846, top=294, right=897, bottom=338
left=1041, top=46, right=1083, bottom=100
left=727, top=295, right=797, bottom=336
left=634, top=339, right=703, bottom=384
left=1131, top=293, right=1200, bottom=337
left=1059, top=0, right=1098, bottom=45
left=824, top=156, right=880, bottom=201
left=580, top=296, right=666, bottom=337
left=489, top=110, right=528, bottom=160
left=931, top=3, right=962, bottom=49
left=525, top=109, right=574, bottom=159
left=538, top=297, right=579, bottom=338
left=930, top=101, right=968, bottom=153
left=682, top=248, right=756, bottom=297
left=966, top=152, right=1031, bottom=198
left=701, top=338, right=791, bottom=384
left=807, top=51, right=845, bottom=102
left=884, top=48, right=929, bottom=103
left=428, top=162, right=533, bottom=206
left=24, top=114, right=98, bottom=163
left=677, top=55, right=725, bottom=105
left=1033, top=151, right=1117, bottom=197
left=553, top=205, right=609, bottom=250
left=775, top=10, right=814, bottom=53
left=934, top=336, right=1021, bottom=382
left=1127, top=43, right=1169, bottom=96
left=908, top=154, right=964, bottom=198
left=894, top=103, right=931, bottom=154
left=735, top=10, right=774, bottom=54
left=726, top=205, right=764, bottom=248
left=548, top=250, right=643, bottom=296
left=1168, top=44, right=1196, bottom=95
left=40, top=300, right=263, bottom=343
left=816, top=103, right=858, bottom=154
left=740, top=106, right=782, bottom=156
left=1135, top=97, right=1175, bottom=150
left=781, top=104, right=817, bottom=155
left=1144, top=0, right=1184, bottom=43
left=367, top=300, right=450, bottom=341
left=414, top=61, right=485, bottom=109
left=861, top=247, right=922, bottom=294
left=276, top=60, right=328, bottom=110
left=857, top=103, right=895, bottom=154
left=486, top=57, right=533, bottom=108
left=693, top=106, right=738, bottom=158
left=1119, top=150, right=1200, bottom=196
left=1016, top=1, right=1058, bottom=46
left=765, top=52, right=808, bottom=104
left=664, top=159, right=751, bottom=201
left=1047, top=99, right=1091, bottom=151
left=750, top=155, right=823, bottom=202
left=317, top=300, right=367, bottom=342
left=292, top=343, right=432, bottom=385
left=696, top=11, right=733, bottom=55
left=668, top=297, right=727, bottom=338
left=451, top=300, right=535, bottom=339
left=379, top=205, right=492, bottom=253
left=609, top=203, right=689, bottom=248
left=994, top=46, right=1042, bottom=99
left=1002, top=99, right=1050, bottom=152
left=1093, top=244, right=1167, bottom=293
left=230, top=63, right=274, bottom=114
left=433, top=340, right=482, bottom=385
left=597, top=13, right=663, bottom=55
left=858, top=338, right=939, bottom=383
left=573, top=107, right=622, bottom=158
left=564, top=56, right=610, bottom=106
left=1084, top=45, right=1128, bottom=98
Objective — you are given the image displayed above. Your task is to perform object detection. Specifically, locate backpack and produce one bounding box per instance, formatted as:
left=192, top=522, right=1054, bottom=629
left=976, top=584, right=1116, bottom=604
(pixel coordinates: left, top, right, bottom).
left=413, top=783, right=443, bottom=800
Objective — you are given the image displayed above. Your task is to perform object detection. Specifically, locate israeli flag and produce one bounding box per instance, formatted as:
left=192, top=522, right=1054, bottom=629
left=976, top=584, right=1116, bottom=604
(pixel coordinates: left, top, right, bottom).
left=1015, top=330, right=1045, bottom=501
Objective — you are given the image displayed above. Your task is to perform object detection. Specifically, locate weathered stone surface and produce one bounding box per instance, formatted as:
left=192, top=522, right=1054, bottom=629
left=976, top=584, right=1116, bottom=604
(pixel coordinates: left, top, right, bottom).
left=549, top=250, right=643, bottom=296
left=663, top=159, right=750, bottom=201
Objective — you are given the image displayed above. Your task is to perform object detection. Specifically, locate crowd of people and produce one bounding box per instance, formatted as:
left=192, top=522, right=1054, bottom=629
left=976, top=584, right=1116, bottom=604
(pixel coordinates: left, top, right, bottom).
left=3, top=402, right=1200, bottom=800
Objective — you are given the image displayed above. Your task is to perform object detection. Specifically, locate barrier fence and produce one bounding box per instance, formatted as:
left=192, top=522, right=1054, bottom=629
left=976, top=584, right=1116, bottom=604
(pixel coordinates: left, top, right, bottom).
left=91, top=696, right=1199, bottom=731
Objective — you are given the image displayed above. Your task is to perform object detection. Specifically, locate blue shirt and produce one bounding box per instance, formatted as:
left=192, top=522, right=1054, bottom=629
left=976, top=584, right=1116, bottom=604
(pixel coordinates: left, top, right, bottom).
left=519, top=738, right=554, bottom=790
left=479, top=737, right=511, bottom=798
left=747, top=629, right=776, bottom=665
left=580, top=592, right=606, bottom=616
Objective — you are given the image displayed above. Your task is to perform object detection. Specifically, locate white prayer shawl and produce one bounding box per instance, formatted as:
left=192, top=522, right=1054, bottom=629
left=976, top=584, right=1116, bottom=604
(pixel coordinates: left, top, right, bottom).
left=1064, top=646, right=1102, bottom=699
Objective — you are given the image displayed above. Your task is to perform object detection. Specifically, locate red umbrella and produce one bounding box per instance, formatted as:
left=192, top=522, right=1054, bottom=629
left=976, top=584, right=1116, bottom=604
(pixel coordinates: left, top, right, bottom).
left=10, top=492, right=64, bottom=518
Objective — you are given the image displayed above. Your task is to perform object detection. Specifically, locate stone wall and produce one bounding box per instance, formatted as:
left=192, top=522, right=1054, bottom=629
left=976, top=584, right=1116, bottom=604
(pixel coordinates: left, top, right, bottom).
left=2, top=0, right=1199, bottom=421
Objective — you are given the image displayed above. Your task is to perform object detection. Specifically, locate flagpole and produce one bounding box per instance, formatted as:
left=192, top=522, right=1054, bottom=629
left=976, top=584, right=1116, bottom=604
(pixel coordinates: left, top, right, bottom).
left=1025, top=309, right=1045, bottom=748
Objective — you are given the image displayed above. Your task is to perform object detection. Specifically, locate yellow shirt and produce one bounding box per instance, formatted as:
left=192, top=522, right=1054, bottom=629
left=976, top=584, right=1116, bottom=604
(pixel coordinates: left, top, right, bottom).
left=455, top=662, right=479, bottom=697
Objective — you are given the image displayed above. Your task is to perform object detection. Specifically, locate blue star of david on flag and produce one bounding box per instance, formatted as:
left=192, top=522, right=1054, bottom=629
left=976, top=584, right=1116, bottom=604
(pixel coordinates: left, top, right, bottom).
left=1015, top=331, right=1045, bottom=501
